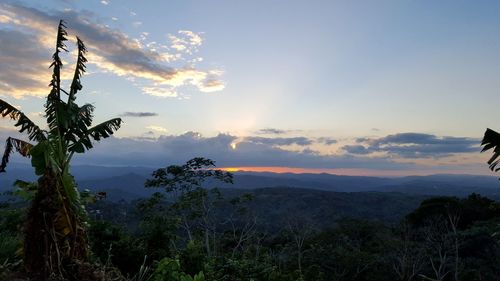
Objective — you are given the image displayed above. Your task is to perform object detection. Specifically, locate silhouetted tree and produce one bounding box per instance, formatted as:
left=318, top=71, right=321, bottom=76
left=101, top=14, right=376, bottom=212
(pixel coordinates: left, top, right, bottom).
left=0, top=20, right=121, bottom=279
left=145, top=157, right=233, bottom=254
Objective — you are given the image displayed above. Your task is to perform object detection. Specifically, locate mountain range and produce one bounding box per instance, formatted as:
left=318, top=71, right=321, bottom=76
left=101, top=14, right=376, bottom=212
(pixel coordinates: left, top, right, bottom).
left=2, top=163, right=500, bottom=201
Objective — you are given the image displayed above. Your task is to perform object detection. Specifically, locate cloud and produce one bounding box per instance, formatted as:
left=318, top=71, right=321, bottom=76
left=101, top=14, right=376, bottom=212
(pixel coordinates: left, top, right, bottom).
left=146, top=125, right=168, bottom=133
left=346, top=133, right=479, bottom=158
left=245, top=136, right=313, bottom=146
left=255, top=128, right=288, bottom=135
left=71, top=131, right=412, bottom=171
left=179, top=30, right=203, bottom=46
left=199, top=77, right=225, bottom=92
left=168, top=30, right=203, bottom=54
left=141, top=86, right=178, bottom=98
left=0, top=29, right=51, bottom=98
left=317, top=137, right=337, bottom=145
left=0, top=126, right=486, bottom=175
left=100, top=1, right=109, bottom=5
left=342, top=145, right=372, bottom=155
left=121, top=112, right=158, bottom=117
left=0, top=3, right=224, bottom=99
left=355, top=137, right=370, bottom=143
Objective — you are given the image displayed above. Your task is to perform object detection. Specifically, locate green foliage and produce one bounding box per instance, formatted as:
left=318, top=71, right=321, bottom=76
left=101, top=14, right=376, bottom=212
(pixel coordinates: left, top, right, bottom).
left=204, top=257, right=285, bottom=281
left=0, top=232, right=20, bottom=264
left=88, top=219, right=146, bottom=276
left=138, top=192, right=178, bottom=261
left=0, top=203, right=23, bottom=268
left=12, top=180, right=38, bottom=201
left=130, top=256, right=153, bottom=281
left=180, top=240, right=205, bottom=276
left=407, top=193, right=500, bottom=229
left=145, top=157, right=233, bottom=193
left=152, top=257, right=204, bottom=281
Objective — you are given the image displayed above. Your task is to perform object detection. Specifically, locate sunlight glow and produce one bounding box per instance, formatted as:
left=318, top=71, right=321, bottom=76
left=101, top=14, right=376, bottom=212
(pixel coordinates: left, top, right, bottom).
left=230, top=142, right=237, bottom=150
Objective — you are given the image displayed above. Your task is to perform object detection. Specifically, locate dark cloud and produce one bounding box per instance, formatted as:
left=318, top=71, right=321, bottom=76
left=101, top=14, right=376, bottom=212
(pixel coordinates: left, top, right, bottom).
left=121, top=112, right=158, bottom=117
left=342, top=145, right=371, bottom=155
left=255, top=128, right=288, bottom=135
left=0, top=29, right=50, bottom=97
left=245, top=136, right=313, bottom=146
left=317, top=137, right=337, bottom=145
left=347, top=133, right=479, bottom=158
left=355, top=137, right=370, bottom=143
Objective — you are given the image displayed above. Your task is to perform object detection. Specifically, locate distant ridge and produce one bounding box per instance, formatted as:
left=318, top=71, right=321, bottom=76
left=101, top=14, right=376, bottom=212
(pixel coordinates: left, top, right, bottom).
left=1, top=163, right=500, bottom=201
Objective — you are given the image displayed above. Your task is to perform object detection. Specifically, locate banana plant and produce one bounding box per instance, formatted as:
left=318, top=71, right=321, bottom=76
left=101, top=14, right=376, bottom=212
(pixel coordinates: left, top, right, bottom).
left=0, top=20, right=122, bottom=278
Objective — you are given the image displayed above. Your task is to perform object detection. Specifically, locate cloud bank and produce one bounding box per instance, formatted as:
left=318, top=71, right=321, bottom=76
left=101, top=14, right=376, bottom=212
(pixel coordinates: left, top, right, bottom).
left=57, top=131, right=481, bottom=174
left=343, top=133, right=479, bottom=158
left=0, top=126, right=484, bottom=175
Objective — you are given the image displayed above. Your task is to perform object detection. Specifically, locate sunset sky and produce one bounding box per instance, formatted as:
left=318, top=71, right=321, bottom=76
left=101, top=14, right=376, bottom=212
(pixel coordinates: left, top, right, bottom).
left=1, top=0, right=500, bottom=176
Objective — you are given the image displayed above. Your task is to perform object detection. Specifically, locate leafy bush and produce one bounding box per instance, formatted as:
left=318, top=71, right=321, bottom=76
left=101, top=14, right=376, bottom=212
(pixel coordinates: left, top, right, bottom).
left=152, top=257, right=204, bottom=281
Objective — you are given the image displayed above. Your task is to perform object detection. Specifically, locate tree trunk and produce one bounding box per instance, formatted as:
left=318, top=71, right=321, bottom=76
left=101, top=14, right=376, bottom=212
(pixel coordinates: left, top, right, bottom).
left=24, top=169, right=88, bottom=281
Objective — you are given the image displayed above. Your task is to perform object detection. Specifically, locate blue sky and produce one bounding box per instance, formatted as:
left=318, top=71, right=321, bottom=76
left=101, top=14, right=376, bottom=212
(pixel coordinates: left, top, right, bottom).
left=1, top=0, right=500, bottom=176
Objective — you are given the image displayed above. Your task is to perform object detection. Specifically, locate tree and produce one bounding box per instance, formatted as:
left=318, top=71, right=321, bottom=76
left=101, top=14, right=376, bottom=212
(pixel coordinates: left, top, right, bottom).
left=284, top=212, right=316, bottom=277
left=0, top=20, right=121, bottom=279
left=145, top=157, right=233, bottom=254
left=390, top=222, right=425, bottom=281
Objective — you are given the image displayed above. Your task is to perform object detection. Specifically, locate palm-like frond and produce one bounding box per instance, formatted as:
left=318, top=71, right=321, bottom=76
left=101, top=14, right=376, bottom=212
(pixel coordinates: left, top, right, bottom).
left=45, top=91, right=65, bottom=132
left=63, top=103, right=95, bottom=145
left=1, top=137, right=34, bottom=172
left=49, top=20, right=68, bottom=98
left=87, top=118, right=122, bottom=140
left=68, top=118, right=122, bottom=153
left=46, top=20, right=69, bottom=135
left=481, top=128, right=500, bottom=172
left=77, top=104, right=94, bottom=127
left=0, top=99, right=46, bottom=141
left=68, top=37, right=87, bottom=103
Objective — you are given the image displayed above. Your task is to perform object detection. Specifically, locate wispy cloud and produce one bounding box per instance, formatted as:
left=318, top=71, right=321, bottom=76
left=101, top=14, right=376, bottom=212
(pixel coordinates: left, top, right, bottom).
left=121, top=112, right=158, bottom=117
left=0, top=3, right=225, bottom=99
left=146, top=125, right=168, bottom=133
left=245, top=136, right=313, bottom=146
left=256, top=128, right=288, bottom=135
left=142, top=86, right=178, bottom=98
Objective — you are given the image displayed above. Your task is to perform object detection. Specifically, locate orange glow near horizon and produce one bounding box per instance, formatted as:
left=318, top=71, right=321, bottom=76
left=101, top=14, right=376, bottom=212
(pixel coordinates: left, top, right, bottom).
left=219, top=166, right=491, bottom=177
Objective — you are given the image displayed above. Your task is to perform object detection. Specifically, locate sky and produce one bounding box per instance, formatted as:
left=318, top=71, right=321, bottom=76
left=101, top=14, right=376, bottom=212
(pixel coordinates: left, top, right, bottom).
left=1, top=0, right=500, bottom=176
